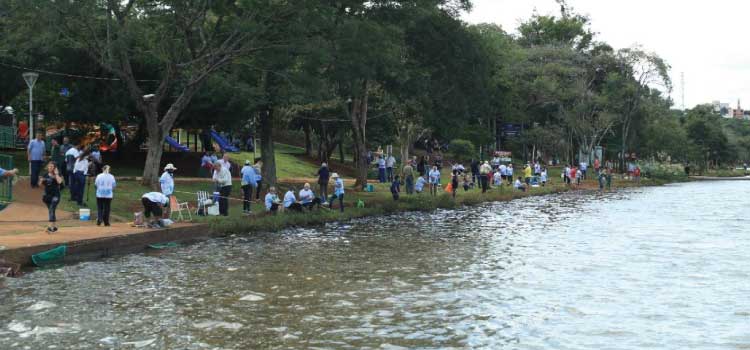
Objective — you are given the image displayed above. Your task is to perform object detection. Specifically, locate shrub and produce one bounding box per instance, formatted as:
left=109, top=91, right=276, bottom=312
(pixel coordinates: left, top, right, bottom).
left=449, top=139, right=475, bottom=162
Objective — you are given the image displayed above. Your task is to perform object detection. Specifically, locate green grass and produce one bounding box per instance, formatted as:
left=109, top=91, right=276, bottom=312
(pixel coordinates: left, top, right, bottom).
left=226, top=143, right=320, bottom=180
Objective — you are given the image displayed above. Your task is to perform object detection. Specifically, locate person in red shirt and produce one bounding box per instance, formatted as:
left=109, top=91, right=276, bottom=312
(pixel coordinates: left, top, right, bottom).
left=634, top=166, right=641, bottom=184
left=594, top=158, right=601, bottom=175
left=570, top=166, right=578, bottom=186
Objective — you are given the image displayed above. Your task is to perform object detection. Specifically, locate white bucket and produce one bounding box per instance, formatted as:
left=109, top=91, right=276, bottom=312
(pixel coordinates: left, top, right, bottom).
left=79, top=208, right=91, bottom=221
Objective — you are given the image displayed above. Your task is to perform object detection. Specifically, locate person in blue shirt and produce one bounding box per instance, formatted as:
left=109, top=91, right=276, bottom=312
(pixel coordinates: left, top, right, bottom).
left=240, top=160, right=256, bottom=214
left=264, top=186, right=281, bottom=213
left=27, top=132, right=46, bottom=188
left=328, top=173, right=345, bottom=212
left=283, top=187, right=303, bottom=212
left=377, top=156, right=386, bottom=183
left=0, top=167, right=18, bottom=179
left=414, top=175, right=427, bottom=194
left=253, top=160, right=263, bottom=200
left=428, top=166, right=441, bottom=196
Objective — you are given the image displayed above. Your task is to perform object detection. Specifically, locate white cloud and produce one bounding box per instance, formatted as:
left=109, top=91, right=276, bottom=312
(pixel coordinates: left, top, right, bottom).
left=463, top=0, right=750, bottom=109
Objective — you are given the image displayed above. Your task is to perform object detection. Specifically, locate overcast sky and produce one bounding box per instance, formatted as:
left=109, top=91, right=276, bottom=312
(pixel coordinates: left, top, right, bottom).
left=462, top=0, right=748, bottom=109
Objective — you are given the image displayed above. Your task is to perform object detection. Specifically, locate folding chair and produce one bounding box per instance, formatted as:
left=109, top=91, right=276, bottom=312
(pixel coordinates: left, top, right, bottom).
left=170, top=195, right=192, bottom=222
left=195, top=191, right=209, bottom=216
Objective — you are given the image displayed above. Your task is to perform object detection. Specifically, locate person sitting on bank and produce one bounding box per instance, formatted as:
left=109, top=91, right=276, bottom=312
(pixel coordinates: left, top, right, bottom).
left=264, top=186, right=282, bottom=214
left=299, top=183, right=322, bottom=210
left=283, top=187, right=303, bottom=212
left=514, top=176, right=527, bottom=192
left=414, top=175, right=427, bottom=194
left=141, top=191, right=169, bottom=228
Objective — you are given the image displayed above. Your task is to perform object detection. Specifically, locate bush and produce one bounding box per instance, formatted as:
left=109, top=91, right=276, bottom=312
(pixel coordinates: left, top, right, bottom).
left=449, top=139, right=475, bottom=162
left=641, top=161, right=687, bottom=180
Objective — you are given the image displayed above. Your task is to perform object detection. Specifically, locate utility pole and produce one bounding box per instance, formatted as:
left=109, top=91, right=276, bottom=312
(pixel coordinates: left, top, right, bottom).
left=680, top=72, right=686, bottom=111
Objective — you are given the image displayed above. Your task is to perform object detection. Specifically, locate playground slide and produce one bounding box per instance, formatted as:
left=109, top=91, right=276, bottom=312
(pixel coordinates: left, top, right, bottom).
left=165, top=135, right=190, bottom=152
left=210, top=130, right=239, bottom=152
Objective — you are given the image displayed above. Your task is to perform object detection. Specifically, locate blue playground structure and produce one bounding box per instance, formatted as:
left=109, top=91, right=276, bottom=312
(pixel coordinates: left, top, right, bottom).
left=165, top=135, right=189, bottom=152
left=210, top=130, right=239, bottom=152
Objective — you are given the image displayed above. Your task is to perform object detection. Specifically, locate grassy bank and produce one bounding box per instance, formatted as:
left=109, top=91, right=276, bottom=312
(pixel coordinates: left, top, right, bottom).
left=52, top=172, right=658, bottom=235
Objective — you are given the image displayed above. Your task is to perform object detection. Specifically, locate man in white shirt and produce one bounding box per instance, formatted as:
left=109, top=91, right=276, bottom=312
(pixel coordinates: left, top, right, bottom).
left=212, top=162, right=232, bottom=216
left=299, top=183, right=321, bottom=210
left=141, top=191, right=169, bottom=228
left=64, top=144, right=81, bottom=188
left=498, top=163, right=507, bottom=183
left=386, top=154, right=396, bottom=182
left=283, top=188, right=303, bottom=212
left=216, top=154, right=232, bottom=174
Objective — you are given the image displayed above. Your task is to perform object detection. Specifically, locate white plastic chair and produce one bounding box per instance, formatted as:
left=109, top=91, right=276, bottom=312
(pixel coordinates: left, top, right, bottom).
left=195, top=191, right=210, bottom=216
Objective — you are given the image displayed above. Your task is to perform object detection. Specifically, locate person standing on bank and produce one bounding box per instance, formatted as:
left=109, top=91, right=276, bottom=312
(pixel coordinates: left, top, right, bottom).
left=479, top=161, right=492, bottom=193
left=40, top=161, right=63, bottom=233
left=329, top=173, right=345, bottom=212
left=317, top=162, right=330, bottom=203
left=240, top=160, right=255, bottom=215
left=28, top=132, right=46, bottom=188
left=212, top=162, right=232, bottom=216
left=72, top=150, right=90, bottom=206
left=94, top=165, right=116, bottom=226
left=64, top=143, right=81, bottom=191
left=253, top=160, right=263, bottom=200
left=386, top=153, right=396, bottom=182
left=377, top=156, right=387, bottom=183
left=160, top=163, right=176, bottom=198
left=428, top=165, right=441, bottom=196
left=402, top=160, right=414, bottom=195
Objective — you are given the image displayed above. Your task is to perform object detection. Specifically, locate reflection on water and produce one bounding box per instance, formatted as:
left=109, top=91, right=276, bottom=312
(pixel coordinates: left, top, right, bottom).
left=1, top=182, right=749, bottom=349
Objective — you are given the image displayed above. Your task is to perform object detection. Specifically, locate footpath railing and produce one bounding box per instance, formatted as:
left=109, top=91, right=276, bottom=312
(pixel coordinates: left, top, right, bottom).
left=0, top=154, right=13, bottom=204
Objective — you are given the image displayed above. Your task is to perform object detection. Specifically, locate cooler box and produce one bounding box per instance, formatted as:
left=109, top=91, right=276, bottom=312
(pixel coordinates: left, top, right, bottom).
left=79, top=208, right=91, bottom=221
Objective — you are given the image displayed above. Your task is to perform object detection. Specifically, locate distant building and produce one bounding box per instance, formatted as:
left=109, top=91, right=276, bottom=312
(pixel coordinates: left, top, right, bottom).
left=712, top=100, right=733, bottom=118
left=733, top=100, right=744, bottom=120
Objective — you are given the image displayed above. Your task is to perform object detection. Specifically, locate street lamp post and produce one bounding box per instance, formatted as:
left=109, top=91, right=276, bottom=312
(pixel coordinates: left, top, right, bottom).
left=22, top=72, right=39, bottom=136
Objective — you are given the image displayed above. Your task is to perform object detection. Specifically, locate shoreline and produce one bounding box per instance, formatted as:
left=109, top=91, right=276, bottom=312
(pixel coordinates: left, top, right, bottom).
left=0, top=179, right=668, bottom=273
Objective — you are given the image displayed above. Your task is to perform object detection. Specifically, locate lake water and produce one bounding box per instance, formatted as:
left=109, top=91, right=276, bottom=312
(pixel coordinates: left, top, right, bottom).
left=1, top=181, right=748, bottom=349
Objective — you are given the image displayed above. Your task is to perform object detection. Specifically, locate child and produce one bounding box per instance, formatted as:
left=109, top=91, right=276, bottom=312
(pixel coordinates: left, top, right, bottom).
left=390, top=175, right=401, bottom=200
left=540, top=167, right=548, bottom=187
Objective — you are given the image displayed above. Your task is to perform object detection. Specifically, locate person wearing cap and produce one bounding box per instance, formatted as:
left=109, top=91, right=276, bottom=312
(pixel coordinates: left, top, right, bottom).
left=240, top=160, right=255, bottom=215
left=479, top=160, right=492, bottom=193
left=328, top=173, right=345, bottom=212
left=264, top=186, right=282, bottom=213
left=317, top=162, right=330, bottom=203
left=94, top=165, right=116, bottom=226
left=160, top=163, right=176, bottom=216
left=212, top=162, right=232, bottom=216
left=141, top=191, right=169, bottom=228
left=299, top=183, right=321, bottom=210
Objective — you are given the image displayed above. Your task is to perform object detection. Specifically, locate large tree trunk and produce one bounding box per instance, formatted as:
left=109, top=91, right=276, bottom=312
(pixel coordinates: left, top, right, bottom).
left=350, top=81, right=369, bottom=190
left=303, top=121, right=312, bottom=156
left=259, top=109, right=277, bottom=187
left=142, top=122, right=164, bottom=189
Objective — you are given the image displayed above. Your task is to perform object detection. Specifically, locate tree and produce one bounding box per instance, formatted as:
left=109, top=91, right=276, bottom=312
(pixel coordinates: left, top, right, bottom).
left=8, top=0, right=302, bottom=186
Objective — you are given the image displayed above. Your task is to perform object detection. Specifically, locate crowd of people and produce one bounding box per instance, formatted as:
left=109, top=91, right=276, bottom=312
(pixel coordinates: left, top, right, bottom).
left=0, top=132, right=642, bottom=233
